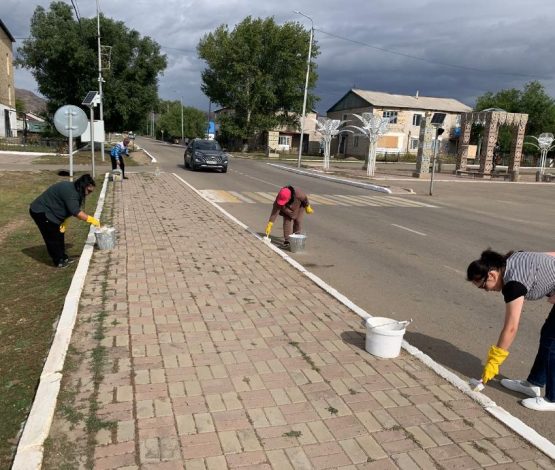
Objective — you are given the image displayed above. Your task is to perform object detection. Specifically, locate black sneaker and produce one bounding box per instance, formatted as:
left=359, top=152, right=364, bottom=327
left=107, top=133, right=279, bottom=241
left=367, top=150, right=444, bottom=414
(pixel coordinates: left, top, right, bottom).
left=63, top=256, right=77, bottom=265
left=57, top=259, right=70, bottom=268
left=283, top=240, right=290, bottom=247
left=123, top=176, right=129, bottom=179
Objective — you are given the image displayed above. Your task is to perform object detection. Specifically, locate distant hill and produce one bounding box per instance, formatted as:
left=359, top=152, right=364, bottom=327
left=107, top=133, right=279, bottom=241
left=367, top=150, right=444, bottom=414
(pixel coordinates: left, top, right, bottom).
left=15, top=88, right=47, bottom=115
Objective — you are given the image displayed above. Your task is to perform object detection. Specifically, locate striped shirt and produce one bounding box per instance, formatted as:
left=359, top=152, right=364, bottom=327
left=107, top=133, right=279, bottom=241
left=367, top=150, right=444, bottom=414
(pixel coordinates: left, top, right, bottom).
left=504, top=252, right=555, bottom=301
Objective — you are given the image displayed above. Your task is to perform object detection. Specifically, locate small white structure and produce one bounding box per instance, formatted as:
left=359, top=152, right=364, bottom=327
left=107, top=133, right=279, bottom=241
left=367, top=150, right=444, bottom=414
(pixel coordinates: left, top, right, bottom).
left=350, top=113, right=391, bottom=176
left=314, top=117, right=348, bottom=170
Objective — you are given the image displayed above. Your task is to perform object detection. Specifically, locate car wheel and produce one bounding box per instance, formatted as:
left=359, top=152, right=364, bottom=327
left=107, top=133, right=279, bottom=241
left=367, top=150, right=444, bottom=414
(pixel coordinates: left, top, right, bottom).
left=190, top=160, right=196, bottom=171
left=184, top=157, right=189, bottom=168
left=221, top=166, right=228, bottom=173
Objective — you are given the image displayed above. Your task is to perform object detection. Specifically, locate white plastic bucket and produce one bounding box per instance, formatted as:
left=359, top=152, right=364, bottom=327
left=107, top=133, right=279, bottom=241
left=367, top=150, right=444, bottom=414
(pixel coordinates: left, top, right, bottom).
left=365, top=317, right=410, bottom=359
left=94, top=226, right=116, bottom=250
left=111, top=169, right=122, bottom=182
left=288, top=233, right=306, bottom=252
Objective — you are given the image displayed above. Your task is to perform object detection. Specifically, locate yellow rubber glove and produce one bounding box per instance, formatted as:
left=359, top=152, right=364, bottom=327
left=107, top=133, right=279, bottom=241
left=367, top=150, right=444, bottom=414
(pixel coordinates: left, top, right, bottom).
left=59, top=217, right=70, bottom=233
left=481, top=345, right=509, bottom=384
left=305, top=204, right=314, bottom=214
left=265, top=221, right=273, bottom=237
left=86, top=215, right=101, bottom=227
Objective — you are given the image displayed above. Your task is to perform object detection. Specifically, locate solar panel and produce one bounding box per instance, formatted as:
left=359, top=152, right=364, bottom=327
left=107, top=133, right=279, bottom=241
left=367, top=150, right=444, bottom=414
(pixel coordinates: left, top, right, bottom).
left=82, top=91, right=99, bottom=106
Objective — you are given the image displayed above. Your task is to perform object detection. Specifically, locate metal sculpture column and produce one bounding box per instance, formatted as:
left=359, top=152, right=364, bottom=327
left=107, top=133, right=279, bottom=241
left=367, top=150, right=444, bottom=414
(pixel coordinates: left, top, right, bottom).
left=315, top=118, right=347, bottom=170
left=526, top=132, right=555, bottom=181
left=351, top=113, right=390, bottom=177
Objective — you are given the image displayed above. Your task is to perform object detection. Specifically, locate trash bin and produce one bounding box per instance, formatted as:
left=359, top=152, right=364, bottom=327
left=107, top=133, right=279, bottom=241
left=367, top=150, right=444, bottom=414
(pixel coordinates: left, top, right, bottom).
left=94, top=226, right=116, bottom=250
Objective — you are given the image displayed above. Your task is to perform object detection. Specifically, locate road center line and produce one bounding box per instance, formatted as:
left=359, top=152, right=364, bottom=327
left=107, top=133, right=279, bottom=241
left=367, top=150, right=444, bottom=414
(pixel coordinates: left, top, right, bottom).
left=391, top=224, right=427, bottom=236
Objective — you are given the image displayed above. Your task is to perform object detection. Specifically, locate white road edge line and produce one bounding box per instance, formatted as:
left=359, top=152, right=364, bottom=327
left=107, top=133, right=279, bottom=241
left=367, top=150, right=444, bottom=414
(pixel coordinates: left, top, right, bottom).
left=267, top=162, right=393, bottom=194
left=12, top=173, right=111, bottom=470
left=172, top=172, right=555, bottom=461
left=391, top=223, right=427, bottom=236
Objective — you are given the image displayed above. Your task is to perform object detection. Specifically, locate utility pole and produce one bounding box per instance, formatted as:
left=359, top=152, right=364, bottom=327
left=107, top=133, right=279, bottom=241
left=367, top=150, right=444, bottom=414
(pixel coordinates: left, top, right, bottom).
left=96, top=0, right=105, bottom=161
left=294, top=11, right=314, bottom=168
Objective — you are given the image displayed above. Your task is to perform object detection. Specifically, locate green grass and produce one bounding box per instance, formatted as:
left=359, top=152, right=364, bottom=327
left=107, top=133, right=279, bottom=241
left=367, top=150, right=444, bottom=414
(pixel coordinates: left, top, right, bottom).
left=0, top=171, right=103, bottom=467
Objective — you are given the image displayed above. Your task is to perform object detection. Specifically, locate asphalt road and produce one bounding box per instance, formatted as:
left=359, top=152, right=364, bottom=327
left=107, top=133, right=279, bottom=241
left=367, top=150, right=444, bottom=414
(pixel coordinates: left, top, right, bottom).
left=138, top=137, right=555, bottom=442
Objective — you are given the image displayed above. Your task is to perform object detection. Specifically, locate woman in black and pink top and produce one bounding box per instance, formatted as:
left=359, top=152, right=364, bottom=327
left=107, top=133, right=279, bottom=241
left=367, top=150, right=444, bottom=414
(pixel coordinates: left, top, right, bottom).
left=467, top=249, right=555, bottom=411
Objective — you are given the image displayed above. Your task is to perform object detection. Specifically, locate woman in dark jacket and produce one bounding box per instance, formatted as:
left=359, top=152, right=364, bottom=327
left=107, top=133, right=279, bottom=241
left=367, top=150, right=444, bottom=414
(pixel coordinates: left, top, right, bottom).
left=265, top=186, right=313, bottom=247
left=29, top=174, right=101, bottom=268
left=467, top=249, right=555, bottom=411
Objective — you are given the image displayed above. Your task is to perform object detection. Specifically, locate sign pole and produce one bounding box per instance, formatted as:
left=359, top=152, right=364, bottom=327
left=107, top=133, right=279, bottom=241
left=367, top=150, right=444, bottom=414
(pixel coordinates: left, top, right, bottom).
left=90, top=107, right=96, bottom=178
left=68, top=110, right=74, bottom=181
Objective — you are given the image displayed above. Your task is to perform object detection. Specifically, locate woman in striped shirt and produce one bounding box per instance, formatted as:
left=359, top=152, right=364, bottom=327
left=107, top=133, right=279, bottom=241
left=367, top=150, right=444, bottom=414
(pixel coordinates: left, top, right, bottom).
left=467, top=249, right=555, bottom=411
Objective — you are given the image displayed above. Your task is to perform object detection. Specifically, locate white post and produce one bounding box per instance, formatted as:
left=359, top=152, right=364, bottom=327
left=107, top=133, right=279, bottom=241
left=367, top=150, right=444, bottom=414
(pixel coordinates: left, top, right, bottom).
left=295, top=12, right=313, bottom=168
left=181, top=97, right=184, bottom=145
left=68, top=111, right=74, bottom=181
left=90, top=107, right=96, bottom=178
left=96, top=0, right=105, bottom=161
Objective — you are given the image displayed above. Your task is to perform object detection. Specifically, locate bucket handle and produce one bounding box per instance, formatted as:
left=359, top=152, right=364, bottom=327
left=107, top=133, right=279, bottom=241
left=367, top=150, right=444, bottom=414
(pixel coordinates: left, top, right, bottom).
left=366, top=319, right=412, bottom=330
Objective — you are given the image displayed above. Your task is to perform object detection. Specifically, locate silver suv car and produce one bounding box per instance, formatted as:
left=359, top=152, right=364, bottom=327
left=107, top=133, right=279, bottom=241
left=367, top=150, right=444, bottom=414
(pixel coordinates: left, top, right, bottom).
left=184, top=139, right=228, bottom=173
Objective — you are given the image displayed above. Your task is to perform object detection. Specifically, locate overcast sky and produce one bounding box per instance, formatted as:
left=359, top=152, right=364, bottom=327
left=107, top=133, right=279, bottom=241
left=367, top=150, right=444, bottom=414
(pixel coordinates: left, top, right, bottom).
left=3, top=0, right=555, bottom=114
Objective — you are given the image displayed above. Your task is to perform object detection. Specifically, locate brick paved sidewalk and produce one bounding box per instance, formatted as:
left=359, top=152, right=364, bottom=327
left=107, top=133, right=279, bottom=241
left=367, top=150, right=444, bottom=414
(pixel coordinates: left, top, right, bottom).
left=43, top=173, right=552, bottom=469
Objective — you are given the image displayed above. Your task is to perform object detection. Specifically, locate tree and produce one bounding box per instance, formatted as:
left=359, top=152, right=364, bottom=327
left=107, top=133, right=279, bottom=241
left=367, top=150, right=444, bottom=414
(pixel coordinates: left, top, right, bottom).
left=16, top=1, right=167, bottom=132
left=156, top=100, right=207, bottom=141
left=198, top=16, right=319, bottom=146
left=475, top=81, right=555, bottom=153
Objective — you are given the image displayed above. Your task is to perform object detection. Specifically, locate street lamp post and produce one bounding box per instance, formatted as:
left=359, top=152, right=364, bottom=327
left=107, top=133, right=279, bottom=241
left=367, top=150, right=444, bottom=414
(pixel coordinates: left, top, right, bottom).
left=294, top=11, right=313, bottom=168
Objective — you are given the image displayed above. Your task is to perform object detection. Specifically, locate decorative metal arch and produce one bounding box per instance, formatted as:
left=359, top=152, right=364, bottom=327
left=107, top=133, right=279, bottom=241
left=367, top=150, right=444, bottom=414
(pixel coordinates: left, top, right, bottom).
left=456, top=110, right=528, bottom=180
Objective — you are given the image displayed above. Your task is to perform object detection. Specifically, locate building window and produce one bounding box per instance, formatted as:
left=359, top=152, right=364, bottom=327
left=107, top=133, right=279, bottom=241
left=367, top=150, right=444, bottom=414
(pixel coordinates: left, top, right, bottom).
left=383, top=111, right=398, bottom=124
left=412, top=114, right=422, bottom=126
left=410, top=138, right=419, bottom=150
left=354, top=136, right=359, bottom=148
left=278, top=135, right=291, bottom=146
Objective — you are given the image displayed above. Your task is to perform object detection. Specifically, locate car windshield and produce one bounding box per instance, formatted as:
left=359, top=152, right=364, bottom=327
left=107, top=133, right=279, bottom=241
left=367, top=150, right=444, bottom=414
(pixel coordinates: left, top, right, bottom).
left=196, top=141, right=221, bottom=151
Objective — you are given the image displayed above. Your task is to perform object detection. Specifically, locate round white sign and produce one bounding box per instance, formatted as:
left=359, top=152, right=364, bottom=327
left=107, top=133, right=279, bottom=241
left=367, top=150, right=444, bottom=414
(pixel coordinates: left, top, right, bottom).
left=54, top=105, right=88, bottom=137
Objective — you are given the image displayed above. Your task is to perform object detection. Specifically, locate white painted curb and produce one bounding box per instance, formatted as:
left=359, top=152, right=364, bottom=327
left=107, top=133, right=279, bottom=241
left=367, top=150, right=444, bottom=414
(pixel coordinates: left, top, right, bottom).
left=172, top=172, right=555, bottom=460
left=0, top=149, right=81, bottom=156
left=141, top=148, right=157, bottom=163
left=12, top=173, right=111, bottom=470
left=267, top=162, right=393, bottom=194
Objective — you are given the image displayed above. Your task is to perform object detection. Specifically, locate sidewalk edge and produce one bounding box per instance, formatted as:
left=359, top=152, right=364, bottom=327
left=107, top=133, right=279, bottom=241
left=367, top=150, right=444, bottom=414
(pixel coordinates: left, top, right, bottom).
left=11, top=173, right=111, bottom=470
left=172, top=172, right=555, bottom=461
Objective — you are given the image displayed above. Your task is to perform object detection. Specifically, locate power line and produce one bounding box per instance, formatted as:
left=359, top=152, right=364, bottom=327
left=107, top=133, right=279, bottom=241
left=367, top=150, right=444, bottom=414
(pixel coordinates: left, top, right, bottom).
left=315, top=28, right=546, bottom=80
left=69, top=0, right=81, bottom=23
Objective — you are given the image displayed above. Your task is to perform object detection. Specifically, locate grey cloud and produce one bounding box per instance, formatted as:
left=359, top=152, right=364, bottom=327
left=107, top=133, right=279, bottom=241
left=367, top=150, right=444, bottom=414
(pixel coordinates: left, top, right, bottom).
left=4, top=0, right=555, bottom=114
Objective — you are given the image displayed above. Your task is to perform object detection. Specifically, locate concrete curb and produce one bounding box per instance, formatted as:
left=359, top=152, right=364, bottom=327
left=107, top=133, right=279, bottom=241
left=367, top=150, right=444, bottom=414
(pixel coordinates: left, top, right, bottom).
left=0, top=148, right=81, bottom=157
left=11, top=173, right=111, bottom=470
left=172, top=171, right=555, bottom=460
left=267, top=163, right=394, bottom=194
left=140, top=148, right=157, bottom=164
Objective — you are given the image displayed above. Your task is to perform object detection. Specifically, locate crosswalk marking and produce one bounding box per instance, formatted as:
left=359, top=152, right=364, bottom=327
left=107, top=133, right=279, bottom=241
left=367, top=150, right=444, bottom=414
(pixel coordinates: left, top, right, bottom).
left=228, top=191, right=256, bottom=203
left=308, top=194, right=337, bottom=205
left=198, top=190, right=436, bottom=208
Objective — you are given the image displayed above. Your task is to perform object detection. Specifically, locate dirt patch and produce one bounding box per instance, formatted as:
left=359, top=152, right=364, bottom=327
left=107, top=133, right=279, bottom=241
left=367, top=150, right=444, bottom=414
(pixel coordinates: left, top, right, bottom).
left=0, top=220, right=26, bottom=245
left=129, top=149, right=152, bottom=166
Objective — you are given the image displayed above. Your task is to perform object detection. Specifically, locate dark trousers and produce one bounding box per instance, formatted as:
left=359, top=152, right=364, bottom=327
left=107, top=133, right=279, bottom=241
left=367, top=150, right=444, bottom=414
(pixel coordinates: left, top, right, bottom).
left=29, top=209, right=66, bottom=266
left=282, top=208, right=305, bottom=241
left=110, top=156, right=125, bottom=177
left=527, top=305, right=555, bottom=401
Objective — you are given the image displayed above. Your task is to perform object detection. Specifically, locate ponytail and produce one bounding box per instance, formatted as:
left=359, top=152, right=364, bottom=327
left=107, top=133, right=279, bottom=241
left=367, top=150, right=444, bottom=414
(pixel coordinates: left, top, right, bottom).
left=467, top=248, right=513, bottom=282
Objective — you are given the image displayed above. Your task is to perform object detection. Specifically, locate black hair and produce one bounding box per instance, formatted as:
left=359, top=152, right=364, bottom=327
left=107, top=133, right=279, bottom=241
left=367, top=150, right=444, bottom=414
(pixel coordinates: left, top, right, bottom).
left=466, top=249, right=514, bottom=282
left=74, top=174, right=96, bottom=204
